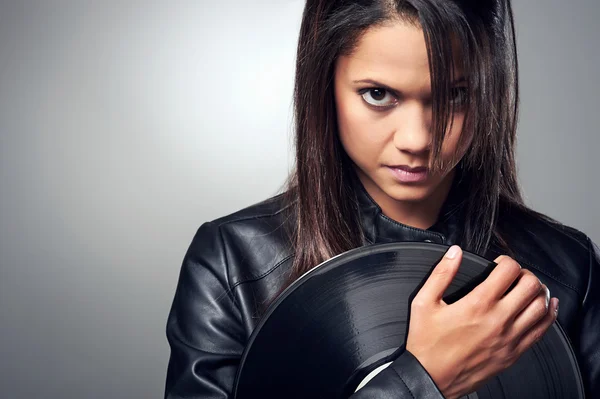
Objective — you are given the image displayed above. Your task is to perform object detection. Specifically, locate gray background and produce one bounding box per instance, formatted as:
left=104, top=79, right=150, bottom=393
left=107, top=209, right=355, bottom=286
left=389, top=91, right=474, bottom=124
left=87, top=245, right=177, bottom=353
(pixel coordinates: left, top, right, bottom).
left=0, top=1, right=597, bottom=398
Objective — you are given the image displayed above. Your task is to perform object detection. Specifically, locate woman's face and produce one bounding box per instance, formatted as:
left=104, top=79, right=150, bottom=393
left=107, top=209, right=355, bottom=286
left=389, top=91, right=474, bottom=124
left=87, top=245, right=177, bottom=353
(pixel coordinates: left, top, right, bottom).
left=334, top=21, right=469, bottom=219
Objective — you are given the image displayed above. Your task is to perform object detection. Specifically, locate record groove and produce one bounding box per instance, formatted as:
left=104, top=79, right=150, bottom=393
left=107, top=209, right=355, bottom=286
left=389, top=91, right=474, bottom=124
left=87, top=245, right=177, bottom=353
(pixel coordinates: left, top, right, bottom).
left=234, top=242, right=584, bottom=398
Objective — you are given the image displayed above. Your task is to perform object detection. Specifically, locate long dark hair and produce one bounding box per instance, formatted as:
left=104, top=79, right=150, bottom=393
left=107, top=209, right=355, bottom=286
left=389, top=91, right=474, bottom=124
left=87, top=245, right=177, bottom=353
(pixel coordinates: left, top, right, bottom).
left=282, top=0, right=531, bottom=290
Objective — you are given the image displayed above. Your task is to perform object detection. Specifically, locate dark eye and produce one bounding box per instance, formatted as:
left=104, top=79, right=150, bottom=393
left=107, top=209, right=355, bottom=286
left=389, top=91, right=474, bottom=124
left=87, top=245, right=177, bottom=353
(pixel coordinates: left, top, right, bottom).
left=370, top=89, right=386, bottom=101
left=361, top=89, right=397, bottom=108
left=450, top=87, right=468, bottom=107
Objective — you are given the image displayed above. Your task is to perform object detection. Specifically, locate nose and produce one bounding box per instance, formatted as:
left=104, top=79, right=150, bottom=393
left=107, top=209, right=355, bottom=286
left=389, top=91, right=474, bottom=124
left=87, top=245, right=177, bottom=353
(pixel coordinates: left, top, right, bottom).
left=392, top=101, right=431, bottom=156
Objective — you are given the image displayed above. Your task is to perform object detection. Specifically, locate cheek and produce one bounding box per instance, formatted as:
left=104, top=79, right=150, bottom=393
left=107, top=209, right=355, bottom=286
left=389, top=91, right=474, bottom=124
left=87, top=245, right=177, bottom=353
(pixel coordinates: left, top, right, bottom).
left=335, top=90, right=388, bottom=162
left=441, top=113, right=467, bottom=161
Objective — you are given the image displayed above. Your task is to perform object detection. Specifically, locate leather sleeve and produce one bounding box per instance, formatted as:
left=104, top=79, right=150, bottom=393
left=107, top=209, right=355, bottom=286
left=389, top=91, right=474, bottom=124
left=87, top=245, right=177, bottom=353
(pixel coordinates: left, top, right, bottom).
left=350, top=350, right=445, bottom=398
left=165, top=222, right=246, bottom=398
left=577, top=237, right=600, bottom=398
left=165, top=222, right=445, bottom=398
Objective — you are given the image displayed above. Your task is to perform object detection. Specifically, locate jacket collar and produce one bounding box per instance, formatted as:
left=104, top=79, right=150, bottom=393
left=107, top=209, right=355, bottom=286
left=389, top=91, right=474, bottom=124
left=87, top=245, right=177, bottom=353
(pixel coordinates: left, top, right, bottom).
left=353, top=173, right=465, bottom=246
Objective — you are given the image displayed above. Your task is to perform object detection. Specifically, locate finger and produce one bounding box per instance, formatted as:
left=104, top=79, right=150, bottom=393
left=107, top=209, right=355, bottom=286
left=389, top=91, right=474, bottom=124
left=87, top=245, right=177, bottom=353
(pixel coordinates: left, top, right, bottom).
left=499, top=270, right=544, bottom=319
left=514, top=297, right=559, bottom=356
left=416, top=245, right=462, bottom=304
left=511, top=285, right=551, bottom=335
left=466, top=255, right=522, bottom=304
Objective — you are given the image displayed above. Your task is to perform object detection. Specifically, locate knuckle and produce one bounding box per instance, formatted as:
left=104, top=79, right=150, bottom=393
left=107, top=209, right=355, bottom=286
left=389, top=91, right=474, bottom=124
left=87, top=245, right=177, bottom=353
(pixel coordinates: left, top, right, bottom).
left=486, top=317, right=506, bottom=337
left=467, top=292, right=486, bottom=312
left=501, top=257, right=520, bottom=273
left=532, top=298, right=548, bottom=318
left=411, top=297, right=428, bottom=311
left=433, top=263, right=451, bottom=277
left=522, top=274, right=542, bottom=294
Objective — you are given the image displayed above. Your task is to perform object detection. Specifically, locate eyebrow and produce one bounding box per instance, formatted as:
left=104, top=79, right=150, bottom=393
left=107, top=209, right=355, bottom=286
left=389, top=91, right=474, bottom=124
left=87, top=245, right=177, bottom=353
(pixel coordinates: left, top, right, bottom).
left=352, top=77, right=467, bottom=90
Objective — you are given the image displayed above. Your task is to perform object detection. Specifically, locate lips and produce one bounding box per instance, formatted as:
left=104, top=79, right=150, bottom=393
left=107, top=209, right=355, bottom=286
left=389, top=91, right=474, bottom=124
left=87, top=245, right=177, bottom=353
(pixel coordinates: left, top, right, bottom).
left=387, top=165, right=429, bottom=183
left=389, top=165, right=428, bottom=173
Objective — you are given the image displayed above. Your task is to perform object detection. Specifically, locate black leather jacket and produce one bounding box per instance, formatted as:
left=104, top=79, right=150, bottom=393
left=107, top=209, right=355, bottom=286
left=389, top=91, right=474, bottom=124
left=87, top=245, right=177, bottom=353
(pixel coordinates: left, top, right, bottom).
left=165, top=183, right=600, bottom=398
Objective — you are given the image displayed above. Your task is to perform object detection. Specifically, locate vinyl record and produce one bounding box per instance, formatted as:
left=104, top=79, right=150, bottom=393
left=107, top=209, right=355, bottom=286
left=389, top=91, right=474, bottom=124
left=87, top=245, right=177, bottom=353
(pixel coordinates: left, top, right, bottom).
left=233, top=242, right=584, bottom=399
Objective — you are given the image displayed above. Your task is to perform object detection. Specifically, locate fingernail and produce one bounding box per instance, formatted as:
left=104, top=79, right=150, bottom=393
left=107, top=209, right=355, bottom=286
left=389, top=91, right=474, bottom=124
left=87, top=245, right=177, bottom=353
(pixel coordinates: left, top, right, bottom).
left=555, top=298, right=559, bottom=316
left=445, top=245, right=460, bottom=259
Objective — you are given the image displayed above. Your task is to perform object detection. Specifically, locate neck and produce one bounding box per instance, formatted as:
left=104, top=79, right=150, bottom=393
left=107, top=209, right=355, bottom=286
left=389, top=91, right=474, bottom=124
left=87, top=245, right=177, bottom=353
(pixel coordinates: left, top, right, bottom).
left=357, top=169, right=455, bottom=230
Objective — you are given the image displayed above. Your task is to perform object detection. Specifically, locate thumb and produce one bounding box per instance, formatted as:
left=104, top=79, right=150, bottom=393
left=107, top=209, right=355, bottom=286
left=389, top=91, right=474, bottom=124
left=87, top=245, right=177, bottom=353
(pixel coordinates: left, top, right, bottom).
left=417, top=245, right=462, bottom=304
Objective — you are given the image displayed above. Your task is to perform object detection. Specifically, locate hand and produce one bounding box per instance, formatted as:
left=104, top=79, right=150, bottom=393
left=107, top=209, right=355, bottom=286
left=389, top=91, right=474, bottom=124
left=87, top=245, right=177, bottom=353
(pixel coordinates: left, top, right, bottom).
left=405, top=245, right=559, bottom=399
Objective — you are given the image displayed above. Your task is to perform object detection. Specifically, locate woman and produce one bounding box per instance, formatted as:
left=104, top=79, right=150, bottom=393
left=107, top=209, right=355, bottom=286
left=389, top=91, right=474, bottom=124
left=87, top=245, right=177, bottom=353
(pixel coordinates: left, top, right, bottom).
left=165, top=0, right=599, bottom=398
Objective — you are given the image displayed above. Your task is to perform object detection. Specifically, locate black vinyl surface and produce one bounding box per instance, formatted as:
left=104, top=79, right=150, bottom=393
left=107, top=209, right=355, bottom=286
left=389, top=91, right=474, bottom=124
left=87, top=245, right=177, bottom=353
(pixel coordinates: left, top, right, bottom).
left=234, top=242, right=584, bottom=399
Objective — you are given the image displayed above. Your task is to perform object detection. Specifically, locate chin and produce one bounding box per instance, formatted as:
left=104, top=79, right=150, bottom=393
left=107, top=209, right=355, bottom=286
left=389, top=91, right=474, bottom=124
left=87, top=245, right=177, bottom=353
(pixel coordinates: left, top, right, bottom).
left=385, top=185, right=435, bottom=203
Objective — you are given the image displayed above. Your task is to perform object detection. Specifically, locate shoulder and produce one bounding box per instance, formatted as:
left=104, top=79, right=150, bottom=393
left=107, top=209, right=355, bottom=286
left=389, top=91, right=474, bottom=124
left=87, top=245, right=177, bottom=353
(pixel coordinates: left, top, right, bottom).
left=187, top=193, right=295, bottom=288
left=493, top=203, right=594, bottom=298
left=210, top=192, right=291, bottom=228
left=498, top=204, right=590, bottom=253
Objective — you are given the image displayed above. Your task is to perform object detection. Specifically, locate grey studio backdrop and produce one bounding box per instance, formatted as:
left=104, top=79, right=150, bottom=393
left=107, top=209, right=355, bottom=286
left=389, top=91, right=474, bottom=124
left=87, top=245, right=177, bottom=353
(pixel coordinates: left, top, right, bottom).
left=0, top=1, right=598, bottom=398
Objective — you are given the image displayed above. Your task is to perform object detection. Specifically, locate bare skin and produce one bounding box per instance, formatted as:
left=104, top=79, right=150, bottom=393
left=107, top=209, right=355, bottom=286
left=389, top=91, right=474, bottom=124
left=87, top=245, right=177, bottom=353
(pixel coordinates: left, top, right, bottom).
left=334, top=21, right=558, bottom=397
